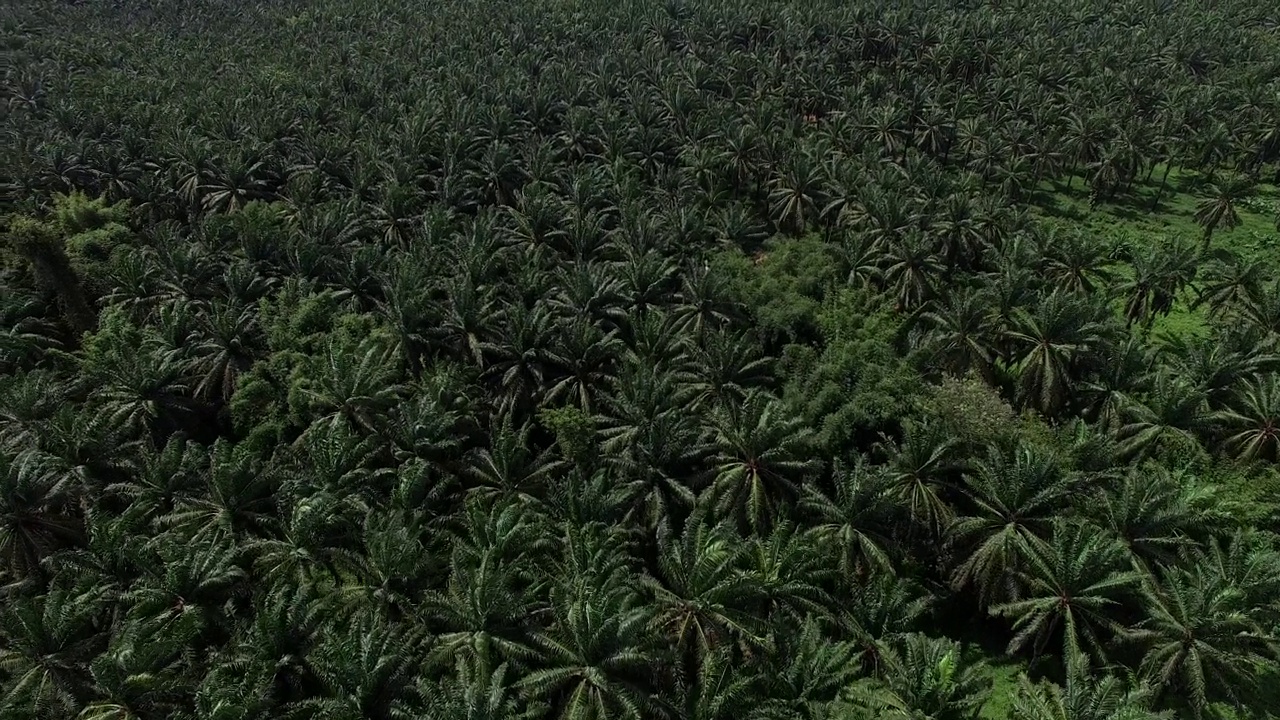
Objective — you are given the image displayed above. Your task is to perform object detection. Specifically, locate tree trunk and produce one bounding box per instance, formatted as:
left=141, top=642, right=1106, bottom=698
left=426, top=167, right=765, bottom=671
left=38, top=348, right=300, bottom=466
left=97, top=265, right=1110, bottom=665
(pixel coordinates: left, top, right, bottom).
left=1150, top=164, right=1173, bottom=211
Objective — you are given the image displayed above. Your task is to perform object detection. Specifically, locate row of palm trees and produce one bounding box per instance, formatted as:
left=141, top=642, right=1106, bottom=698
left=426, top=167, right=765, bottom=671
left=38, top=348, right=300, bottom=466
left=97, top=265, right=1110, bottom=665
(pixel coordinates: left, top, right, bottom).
left=4, top=415, right=1276, bottom=719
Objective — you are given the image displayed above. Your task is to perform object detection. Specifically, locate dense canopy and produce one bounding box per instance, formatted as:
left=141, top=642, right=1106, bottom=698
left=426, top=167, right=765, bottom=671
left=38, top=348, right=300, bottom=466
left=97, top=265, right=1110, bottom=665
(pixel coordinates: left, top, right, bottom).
left=3, top=0, right=1280, bottom=719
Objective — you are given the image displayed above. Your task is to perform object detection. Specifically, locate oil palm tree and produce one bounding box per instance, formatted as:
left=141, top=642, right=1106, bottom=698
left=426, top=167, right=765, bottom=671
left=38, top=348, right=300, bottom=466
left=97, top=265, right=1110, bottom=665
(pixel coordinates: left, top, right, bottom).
left=0, top=583, right=108, bottom=718
left=1010, top=655, right=1169, bottom=720
left=640, top=516, right=768, bottom=679
left=1007, top=292, right=1113, bottom=417
left=286, top=611, right=432, bottom=720
left=1194, top=173, right=1254, bottom=250
left=844, top=633, right=991, bottom=720
left=519, top=574, right=669, bottom=720
left=705, top=390, right=817, bottom=532
left=798, top=457, right=901, bottom=579
left=1216, top=374, right=1280, bottom=461
left=1087, top=466, right=1221, bottom=574
left=947, top=443, right=1084, bottom=610
left=1113, top=372, right=1213, bottom=461
left=1122, top=563, right=1276, bottom=718
left=991, top=518, right=1141, bottom=667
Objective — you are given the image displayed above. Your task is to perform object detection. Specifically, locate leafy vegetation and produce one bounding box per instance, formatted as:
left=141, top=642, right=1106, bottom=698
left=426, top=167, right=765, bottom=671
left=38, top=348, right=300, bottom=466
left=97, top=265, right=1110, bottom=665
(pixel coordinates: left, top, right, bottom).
left=3, top=0, right=1280, bottom=718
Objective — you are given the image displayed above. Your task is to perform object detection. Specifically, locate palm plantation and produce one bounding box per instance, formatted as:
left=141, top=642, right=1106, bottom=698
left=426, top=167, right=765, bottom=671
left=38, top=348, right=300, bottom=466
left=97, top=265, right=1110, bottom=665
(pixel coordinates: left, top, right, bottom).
left=3, top=0, right=1280, bottom=719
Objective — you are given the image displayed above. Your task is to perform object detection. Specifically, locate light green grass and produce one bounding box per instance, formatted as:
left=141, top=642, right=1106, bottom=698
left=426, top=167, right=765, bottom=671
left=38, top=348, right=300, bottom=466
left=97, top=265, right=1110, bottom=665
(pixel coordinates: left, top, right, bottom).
left=1031, top=167, right=1278, bottom=260
left=1031, top=168, right=1279, bottom=338
left=977, top=656, right=1024, bottom=719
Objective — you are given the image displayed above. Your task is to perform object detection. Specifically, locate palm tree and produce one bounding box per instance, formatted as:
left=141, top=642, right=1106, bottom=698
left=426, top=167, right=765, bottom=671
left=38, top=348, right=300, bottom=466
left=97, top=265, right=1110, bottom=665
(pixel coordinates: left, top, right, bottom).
left=1007, top=292, right=1113, bottom=417
left=687, top=330, right=771, bottom=409
left=1193, top=253, right=1262, bottom=320
left=705, top=390, right=816, bottom=532
left=1122, top=563, right=1276, bottom=718
left=798, top=457, right=900, bottom=579
left=1010, top=655, right=1169, bottom=720
left=1194, top=174, right=1254, bottom=250
left=298, top=335, right=404, bottom=436
left=424, top=533, right=540, bottom=670
left=465, top=419, right=561, bottom=506
left=844, top=633, right=991, bottom=720
left=1040, top=230, right=1114, bottom=297
left=838, top=573, right=934, bottom=673
left=1087, top=466, right=1220, bottom=574
left=0, top=450, right=83, bottom=582
left=947, top=443, right=1083, bottom=610
left=746, top=523, right=832, bottom=626
left=991, top=518, right=1141, bottom=667
left=879, top=231, right=945, bottom=312
left=159, top=439, right=276, bottom=542
left=519, top=574, right=668, bottom=720
left=914, top=287, right=998, bottom=380
left=79, top=623, right=198, bottom=720
left=752, top=619, right=862, bottom=720
left=1216, top=375, right=1280, bottom=461
left=80, top=313, right=195, bottom=440
left=249, top=489, right=362, bottom=589
left=767, top=152, right=824, bottom=236
left=677, top=647, right=760, bottom=720
left=1113, top=372, right=1213, bottom=461
left=122, top=536, right=248, bottom=651
left=0, top=583, right=107, bottom=718
left=185, top=300, right=262, bottom=403
left=193, top=581, right=325, bottom=716
left=639, top=516, right=768, bottom=680
left=879, top=421, right=961, bottom=539
left=286, top=611, right=431, bottom=720
left=1118, top=239, right=1198, bottom=328
left=425, top=655, right=544, bottom=720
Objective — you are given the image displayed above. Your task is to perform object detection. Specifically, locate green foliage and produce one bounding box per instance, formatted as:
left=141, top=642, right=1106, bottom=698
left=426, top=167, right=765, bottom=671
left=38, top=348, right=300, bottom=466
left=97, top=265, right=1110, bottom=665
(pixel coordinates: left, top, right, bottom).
left=713, top=235, right=843, bottom=346
left=782, top=288, right=924, bottom=454
left=539, top=405, right=597, bottom=466
left=5, top=1, right=1280, bottom=719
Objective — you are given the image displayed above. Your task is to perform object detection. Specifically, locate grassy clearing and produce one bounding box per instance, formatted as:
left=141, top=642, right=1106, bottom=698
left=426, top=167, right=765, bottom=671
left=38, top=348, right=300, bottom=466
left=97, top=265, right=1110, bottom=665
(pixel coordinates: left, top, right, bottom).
left=977, top=656, right=1024, bottom=719
left=1030, top=168, right=1280, bottom=338
left=1031, top=167, right=1278, bottom=258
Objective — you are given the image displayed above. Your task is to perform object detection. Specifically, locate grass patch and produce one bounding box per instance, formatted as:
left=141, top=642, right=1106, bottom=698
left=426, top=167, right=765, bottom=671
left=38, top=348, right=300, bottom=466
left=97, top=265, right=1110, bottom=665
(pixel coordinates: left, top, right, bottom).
left=1030, top=168, right=1279, bottom=339
left=977, top=656, right=1024, bottom=720
left=1032, top=167, right=1278, bottom=261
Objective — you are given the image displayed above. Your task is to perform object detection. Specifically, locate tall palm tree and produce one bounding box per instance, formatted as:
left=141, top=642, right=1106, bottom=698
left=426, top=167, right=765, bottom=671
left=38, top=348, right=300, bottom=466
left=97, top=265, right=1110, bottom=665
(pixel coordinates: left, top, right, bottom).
left=1194, top=174, right=1254, bottom=250
left=519, top=574, right=669, bottom=720
left=1118, top=239, right=1198, bottom=328
left=1122, top=563, right=1276, bottom=718
left=640, top=516, right=767, bottom=680
left=1007, top=292, right=1113, bottom=417
left=1087, top=466, right=1221, bottom=574
left=705, top=390, right=817, bottom=532
left=991, top=518, right=1141, bottom=667
left=1010, top=655, right=1169, bottom=720
left=425, top=533, right=540, bottom=671
left=1114, top=372, right=1213, bottom=461
left=1216, top=375, right=1280, bottom=461
left=425, top=655, right=544, bottom=720
left=914, top=287, right=999, bottom=381
left=0, top=450, right=83, bottom=582
left=947, top=443, right=1083, bottom=610
left=844, top=633, right=991, bottom=720
left=879, top=421, right=961, bottom=540
left=286, top=611, right=431, bottom=720
left=798, top=457, right=901, bottom=579
left=0, top=583, right=107, bottom=718
left=752, top=619, right=862, bottom=720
